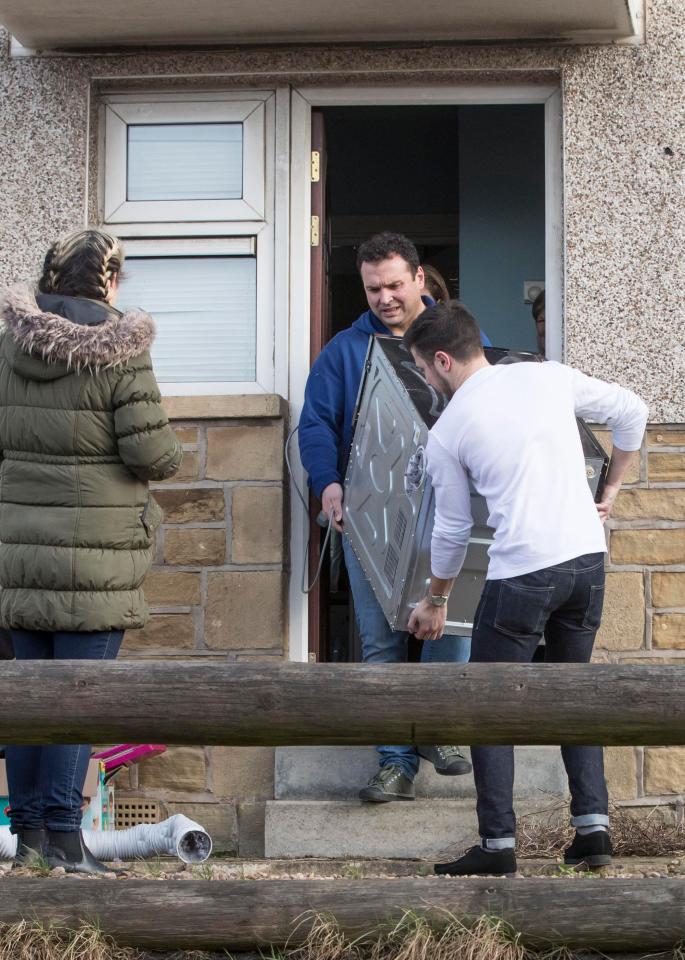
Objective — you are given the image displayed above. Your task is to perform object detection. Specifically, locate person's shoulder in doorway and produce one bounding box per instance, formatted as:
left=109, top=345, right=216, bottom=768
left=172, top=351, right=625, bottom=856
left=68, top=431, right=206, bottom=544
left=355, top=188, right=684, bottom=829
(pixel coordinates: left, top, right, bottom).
left=300, top=304, right=386, bottom=413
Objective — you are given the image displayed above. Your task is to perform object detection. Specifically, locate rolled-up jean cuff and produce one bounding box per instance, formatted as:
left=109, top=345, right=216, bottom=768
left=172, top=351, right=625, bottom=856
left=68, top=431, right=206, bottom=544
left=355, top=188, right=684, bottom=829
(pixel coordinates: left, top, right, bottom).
left=571, top=814, right=610, bottom=828
left=482, top=836, right=516, bottom=850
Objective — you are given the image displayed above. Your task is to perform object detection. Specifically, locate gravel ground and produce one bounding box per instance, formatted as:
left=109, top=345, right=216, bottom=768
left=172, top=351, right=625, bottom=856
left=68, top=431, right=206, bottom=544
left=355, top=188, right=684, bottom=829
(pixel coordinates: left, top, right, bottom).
left=2, top=854, right=685, bottom=881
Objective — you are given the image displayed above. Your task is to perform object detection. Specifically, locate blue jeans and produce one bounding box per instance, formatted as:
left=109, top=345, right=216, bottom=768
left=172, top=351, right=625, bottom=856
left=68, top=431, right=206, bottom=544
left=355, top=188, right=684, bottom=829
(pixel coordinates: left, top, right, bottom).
left=343, top=538, right=471, bottom=779
left=6, top=629, right=123, bottom=833
left=469, top=553, right=609, bottom=843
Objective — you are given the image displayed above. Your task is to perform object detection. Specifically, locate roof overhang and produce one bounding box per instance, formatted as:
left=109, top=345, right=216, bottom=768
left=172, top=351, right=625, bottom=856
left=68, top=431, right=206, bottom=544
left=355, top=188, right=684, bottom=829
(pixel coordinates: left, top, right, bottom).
left=1, top=0, right=644, bottom=52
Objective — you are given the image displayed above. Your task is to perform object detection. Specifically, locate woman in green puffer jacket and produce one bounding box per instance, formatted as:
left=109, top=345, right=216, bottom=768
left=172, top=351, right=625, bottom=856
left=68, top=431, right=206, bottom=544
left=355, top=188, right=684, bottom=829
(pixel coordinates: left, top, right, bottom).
left=0, top=228, right=182, bottom=874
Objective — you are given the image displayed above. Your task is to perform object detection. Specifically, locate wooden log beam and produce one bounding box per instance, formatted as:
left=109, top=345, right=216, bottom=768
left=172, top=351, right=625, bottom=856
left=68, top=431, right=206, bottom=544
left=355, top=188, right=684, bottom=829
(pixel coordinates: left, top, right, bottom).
left=0, top=661, right=683, bottom=746
left=0, top=877, right=684, bottom=952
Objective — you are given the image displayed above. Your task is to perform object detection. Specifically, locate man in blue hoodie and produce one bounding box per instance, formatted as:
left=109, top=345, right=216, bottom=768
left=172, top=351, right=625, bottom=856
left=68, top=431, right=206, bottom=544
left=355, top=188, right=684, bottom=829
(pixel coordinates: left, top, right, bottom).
left=299, top=232, right=491, bottom=802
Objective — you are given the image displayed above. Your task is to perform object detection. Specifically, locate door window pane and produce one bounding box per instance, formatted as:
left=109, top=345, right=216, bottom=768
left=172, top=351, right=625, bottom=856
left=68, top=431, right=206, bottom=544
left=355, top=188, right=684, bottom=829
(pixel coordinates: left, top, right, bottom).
left=117, top=256, right=257, bottom=382
left=127, top=124, right=243, bottom=201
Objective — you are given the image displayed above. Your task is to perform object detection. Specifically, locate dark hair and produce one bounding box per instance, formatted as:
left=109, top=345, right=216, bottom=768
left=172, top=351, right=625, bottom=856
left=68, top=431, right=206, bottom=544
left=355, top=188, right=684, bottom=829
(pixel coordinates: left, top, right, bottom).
left=403, top=299, right=484, bottom=363
left=532, top=289, right=545, bottom=320
left=422, top=264, right=450, bottom=303
left=356, top=232, right=420, bottom=277
left=38, top=228, right=124, bottom=302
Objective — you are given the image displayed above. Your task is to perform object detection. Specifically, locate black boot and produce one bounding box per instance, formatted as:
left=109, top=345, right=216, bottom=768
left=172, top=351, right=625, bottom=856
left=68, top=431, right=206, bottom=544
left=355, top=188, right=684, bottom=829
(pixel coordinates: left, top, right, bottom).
left=12, top=828, right=47, bottom=868
left=434, top=844, right=517, bottom=877
left=564, top=830, right=612, bottom=868
left=46, top=829, right=112, bottom=875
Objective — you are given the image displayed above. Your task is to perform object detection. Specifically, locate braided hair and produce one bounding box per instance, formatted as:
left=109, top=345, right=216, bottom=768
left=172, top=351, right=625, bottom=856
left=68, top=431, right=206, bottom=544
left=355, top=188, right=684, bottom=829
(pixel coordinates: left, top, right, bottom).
left=38, top=228, right=124, bottom=302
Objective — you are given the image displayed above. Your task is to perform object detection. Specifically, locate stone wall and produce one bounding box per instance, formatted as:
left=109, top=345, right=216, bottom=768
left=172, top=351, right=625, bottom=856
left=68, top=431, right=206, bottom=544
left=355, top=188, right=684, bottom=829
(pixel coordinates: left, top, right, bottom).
left=594, top=425, right=685, bottom=824
left=113, top=396, right=287, bottom=854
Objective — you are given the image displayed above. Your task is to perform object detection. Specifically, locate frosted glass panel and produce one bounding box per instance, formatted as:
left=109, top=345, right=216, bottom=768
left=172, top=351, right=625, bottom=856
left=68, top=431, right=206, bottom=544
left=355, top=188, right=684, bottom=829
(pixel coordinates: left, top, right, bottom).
left=127, top=124, right=243, bottom=201
left=117, top=257, right=256, bottom=382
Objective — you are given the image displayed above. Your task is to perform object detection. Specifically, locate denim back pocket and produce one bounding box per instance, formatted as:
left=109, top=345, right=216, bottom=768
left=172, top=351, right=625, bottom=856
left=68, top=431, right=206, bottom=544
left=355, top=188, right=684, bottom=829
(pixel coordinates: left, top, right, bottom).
left=494, top=580, right=555, bottom=639
left=582, top=583, right=606, bottom=631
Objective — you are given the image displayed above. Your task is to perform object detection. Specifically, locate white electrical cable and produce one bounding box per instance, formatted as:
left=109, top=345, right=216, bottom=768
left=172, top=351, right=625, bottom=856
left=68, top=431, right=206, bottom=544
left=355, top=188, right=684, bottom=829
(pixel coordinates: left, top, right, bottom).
left=0, top=813, right=212, bottom=864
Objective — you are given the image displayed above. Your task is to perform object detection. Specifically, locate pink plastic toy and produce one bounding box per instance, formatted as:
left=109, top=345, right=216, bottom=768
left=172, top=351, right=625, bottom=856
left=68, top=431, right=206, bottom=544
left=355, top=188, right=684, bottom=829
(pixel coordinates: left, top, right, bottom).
left=92, top=744, right=166, bottom=774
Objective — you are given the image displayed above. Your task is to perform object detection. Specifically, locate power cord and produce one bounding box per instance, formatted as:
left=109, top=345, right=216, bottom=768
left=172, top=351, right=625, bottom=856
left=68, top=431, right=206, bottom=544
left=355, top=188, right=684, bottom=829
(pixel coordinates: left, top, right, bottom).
left=285, top=425, right=335, bottom=594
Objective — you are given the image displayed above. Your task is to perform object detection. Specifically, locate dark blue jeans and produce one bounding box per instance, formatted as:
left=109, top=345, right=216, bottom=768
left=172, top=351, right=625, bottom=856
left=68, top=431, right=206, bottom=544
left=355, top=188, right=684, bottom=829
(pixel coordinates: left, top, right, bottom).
left=469, top=553, right=609, bottom=844
left=6, top=629, right=123, bottom=833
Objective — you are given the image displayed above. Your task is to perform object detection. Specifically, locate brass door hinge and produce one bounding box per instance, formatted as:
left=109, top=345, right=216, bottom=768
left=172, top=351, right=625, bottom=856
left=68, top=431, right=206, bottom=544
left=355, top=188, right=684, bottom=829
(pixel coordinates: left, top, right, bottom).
left=311, top=150, right=320, bottom=182
left=310, top=215, right=320, bottom=247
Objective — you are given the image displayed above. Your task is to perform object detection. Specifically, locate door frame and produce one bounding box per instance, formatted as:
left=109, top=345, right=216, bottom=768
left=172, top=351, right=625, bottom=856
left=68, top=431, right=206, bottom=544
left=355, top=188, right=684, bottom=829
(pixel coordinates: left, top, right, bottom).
left=287, top=82, right=563, bottom=663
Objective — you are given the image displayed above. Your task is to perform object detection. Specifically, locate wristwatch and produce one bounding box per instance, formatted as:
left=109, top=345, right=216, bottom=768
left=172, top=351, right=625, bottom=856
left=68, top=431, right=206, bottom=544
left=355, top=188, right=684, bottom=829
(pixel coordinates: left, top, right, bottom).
left=427, top=593, right=449, bottom=607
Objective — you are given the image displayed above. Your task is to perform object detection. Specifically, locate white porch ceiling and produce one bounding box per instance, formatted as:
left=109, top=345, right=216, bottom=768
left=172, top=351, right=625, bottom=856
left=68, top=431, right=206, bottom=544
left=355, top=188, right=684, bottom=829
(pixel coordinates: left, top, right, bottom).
left=1, top=0, right=643, bottom=51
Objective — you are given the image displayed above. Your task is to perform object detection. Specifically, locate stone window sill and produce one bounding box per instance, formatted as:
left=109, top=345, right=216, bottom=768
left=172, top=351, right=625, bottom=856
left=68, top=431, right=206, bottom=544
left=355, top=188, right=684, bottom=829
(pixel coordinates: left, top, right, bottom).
left=163, top=394, right=287, bottom=421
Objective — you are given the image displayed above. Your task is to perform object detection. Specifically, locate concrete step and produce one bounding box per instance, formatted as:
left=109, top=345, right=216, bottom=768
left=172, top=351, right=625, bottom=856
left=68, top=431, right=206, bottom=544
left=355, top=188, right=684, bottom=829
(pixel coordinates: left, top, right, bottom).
left=264, top=798, right=561, bottom=860
left=275, top=746, right=569, bottom=800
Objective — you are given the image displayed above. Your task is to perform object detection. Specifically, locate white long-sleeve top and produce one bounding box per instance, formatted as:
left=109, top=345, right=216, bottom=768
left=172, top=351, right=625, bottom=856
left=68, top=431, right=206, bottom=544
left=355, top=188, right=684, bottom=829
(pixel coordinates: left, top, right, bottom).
left=426, top=360, right=648, bottom=581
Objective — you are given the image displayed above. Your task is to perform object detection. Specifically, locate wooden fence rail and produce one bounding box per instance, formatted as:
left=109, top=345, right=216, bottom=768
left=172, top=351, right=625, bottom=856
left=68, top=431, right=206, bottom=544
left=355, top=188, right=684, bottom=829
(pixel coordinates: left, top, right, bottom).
left=1, top=877, right=684, bottom=952
left=1, top=661, right=684, bottom=745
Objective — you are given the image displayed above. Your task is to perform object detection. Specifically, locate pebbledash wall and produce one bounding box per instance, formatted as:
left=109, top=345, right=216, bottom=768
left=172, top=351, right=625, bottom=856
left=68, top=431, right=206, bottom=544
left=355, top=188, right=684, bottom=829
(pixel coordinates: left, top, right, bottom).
left=0, top=0, right=684, bottom=854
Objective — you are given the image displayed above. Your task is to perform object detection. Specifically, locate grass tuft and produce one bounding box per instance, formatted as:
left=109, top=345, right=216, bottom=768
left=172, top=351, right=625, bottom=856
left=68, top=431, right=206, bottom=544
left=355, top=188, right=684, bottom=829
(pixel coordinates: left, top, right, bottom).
left=140, top=854, right=166, bottom=879
left=192, top=862, right=215, bottom=881
left=0, top=920, right=142, bottom=960
left=4, top=912, right=680, bottom=960
left=257, top=910, right=610, bottom=960
left=16, top=850, right=54, bottom=878
left=280, top=912, right=363, bottom=960
left=515, top=800, right=685, bottom=860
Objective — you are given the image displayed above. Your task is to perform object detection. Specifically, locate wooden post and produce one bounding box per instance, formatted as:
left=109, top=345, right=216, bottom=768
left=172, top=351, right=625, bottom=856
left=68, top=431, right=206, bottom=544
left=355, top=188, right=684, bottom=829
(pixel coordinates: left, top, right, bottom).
left=0, top=661, right=684, bottom=745
left=0, top=877, right=683, bottom=952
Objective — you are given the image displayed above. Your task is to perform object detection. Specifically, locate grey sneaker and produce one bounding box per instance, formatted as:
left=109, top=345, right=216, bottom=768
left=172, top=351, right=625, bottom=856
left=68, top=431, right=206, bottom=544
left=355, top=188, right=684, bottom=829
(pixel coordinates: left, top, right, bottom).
left=417, top=745, right=472, bottom=776
left=359, top=765, right=415, bottom=802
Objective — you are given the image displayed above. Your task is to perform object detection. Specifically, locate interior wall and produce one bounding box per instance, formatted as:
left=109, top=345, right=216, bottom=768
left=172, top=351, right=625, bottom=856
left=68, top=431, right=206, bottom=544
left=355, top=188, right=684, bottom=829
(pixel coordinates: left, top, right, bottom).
left=458, top=105, right=545, bottom=352
left=325, top=106, right=460, bottom=217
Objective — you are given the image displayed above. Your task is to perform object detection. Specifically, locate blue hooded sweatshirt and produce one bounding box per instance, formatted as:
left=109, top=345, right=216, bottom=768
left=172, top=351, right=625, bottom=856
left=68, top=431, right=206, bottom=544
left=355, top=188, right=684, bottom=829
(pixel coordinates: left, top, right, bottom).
left=298, top=299, right=491, bottom=498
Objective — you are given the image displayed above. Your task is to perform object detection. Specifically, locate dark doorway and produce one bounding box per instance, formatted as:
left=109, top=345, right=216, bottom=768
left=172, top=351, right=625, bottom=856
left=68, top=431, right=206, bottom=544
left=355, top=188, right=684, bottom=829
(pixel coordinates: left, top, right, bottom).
left=309, top=103, right=545, bottom=662
left=325, top=106, right=461, bottom=340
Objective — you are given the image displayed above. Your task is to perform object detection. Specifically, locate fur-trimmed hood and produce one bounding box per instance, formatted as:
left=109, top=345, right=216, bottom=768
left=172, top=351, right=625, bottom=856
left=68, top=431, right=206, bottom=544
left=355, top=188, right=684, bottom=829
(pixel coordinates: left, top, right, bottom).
left=0, top=284, right=155, bottom=379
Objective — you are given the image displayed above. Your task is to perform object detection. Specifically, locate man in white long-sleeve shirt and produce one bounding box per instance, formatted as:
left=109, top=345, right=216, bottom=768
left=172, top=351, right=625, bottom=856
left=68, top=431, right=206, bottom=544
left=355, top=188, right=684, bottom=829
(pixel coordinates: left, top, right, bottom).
left=405, top=300, right=648, bottom=877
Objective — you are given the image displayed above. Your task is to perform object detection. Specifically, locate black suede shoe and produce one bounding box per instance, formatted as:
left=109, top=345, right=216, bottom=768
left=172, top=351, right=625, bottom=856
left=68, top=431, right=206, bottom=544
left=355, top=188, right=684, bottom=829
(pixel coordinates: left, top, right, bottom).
left=12, top=828, right=47, bottom=868
left=434, top=844, right=517, bottom=876
left=46, top=829, right=113, bottom=876
left=564, top=830, right=612, bottom=868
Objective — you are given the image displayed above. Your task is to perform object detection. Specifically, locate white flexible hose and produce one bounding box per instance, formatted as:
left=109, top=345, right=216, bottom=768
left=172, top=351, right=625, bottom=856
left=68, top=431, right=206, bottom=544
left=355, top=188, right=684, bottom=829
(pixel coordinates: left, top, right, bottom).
left=0, top=814, right=212, bottom=864
left=0, top=830, right=15, bottom=861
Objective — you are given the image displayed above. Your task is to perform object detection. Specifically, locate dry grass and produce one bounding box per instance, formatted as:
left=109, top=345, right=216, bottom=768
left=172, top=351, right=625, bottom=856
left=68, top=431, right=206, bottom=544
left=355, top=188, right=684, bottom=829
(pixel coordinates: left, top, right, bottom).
left=516, top=801, right=685, bottom=860
left=0, top=923, right=221, bottom=960
left=2, top=915, right=684, bottom=960
left=0, top=920, right=142, bottom=960
left=273, top=912, right=362, bottom=960
left=258, top=911, right=606, bottom=960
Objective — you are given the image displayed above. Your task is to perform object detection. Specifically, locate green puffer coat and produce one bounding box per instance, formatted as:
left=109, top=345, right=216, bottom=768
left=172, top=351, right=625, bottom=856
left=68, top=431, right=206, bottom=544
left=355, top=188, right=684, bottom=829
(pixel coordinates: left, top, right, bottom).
left=0, top=285, right=182, bottom=632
